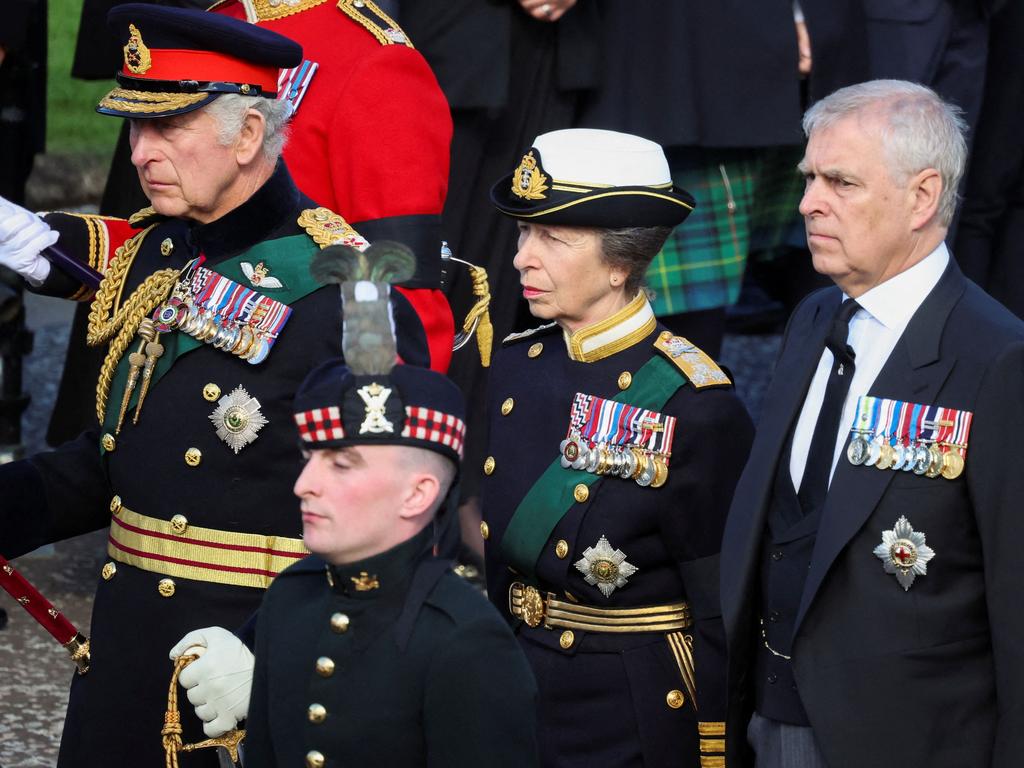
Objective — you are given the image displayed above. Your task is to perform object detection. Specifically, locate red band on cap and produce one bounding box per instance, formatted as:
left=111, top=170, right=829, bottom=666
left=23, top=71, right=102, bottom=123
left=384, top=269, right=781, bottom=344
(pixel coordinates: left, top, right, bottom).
left=123, top=48, right=278, bottom=92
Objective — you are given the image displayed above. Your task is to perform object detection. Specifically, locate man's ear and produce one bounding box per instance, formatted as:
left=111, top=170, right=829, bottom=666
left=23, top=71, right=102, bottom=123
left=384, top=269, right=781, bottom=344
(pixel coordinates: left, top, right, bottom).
left=235, top=108, right=267, bottom=166
left=909, top=167, right=942, bottom=230
left=398, top=472, right=441, bottom=522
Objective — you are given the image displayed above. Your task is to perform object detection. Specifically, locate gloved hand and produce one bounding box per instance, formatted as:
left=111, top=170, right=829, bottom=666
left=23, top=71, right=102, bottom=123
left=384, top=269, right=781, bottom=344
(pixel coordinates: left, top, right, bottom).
left=0, top=197, right=57, bottom=287
left=169, top=626, right=254, bottom=738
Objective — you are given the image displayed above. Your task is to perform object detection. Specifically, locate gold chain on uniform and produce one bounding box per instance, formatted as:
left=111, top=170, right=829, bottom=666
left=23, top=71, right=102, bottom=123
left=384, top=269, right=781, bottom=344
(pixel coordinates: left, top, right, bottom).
left=86, top=225, right=180, bottom=423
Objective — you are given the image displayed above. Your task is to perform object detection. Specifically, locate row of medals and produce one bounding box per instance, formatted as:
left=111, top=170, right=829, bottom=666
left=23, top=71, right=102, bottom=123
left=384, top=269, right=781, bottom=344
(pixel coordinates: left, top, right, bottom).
left=560, top=432, right=669, bottom=488
left=846, top=432, right=964, bottom=480
left=153, top=293, right=271, bottom=365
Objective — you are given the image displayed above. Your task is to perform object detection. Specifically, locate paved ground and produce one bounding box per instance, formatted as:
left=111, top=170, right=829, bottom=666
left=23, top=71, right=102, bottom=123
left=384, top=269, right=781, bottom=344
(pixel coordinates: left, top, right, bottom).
left=0, top=290, right=781, bottom=767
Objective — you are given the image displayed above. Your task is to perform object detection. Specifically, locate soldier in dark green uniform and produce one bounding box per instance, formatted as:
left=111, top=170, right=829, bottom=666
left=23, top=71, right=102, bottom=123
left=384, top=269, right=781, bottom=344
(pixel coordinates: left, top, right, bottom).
left=174, top=280, right=540, bottom=767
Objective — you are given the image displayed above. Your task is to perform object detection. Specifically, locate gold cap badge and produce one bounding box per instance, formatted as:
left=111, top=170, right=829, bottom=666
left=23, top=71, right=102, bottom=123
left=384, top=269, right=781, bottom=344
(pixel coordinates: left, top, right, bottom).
left=511, top=151, right=549, bottom=201
left=123, top=24, right=152, bottom=75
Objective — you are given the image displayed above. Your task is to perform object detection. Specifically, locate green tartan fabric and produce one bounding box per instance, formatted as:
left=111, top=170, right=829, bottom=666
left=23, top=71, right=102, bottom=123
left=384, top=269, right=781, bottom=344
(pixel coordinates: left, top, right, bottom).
left=646, top=146, right=804, bottom=315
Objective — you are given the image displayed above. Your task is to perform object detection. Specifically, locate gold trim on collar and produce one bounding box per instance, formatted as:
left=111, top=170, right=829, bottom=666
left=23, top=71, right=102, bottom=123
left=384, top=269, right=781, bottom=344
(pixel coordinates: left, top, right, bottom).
left=565, top=293, right=656, bottom=363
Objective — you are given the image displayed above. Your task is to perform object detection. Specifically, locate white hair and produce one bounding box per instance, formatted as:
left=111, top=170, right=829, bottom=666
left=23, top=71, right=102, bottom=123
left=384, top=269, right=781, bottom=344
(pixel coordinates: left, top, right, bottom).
left=203, top=94, right=292, bottom=162
left=802, top=79, right=968, bottom=226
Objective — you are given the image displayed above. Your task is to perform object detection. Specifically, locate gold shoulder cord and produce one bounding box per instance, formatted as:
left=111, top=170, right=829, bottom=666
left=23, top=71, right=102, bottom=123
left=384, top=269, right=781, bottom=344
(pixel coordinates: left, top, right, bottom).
left=87, top=225, right=180, bottom=424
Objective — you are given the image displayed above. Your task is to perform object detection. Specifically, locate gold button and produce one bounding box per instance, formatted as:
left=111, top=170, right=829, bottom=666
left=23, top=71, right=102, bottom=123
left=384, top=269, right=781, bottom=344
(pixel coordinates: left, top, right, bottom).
left=617, top=371, right=632, bottom=390
left=330, top=612, right=350, bottom=633
left=660, top=330, right=673, bottom=341
left=528, top=342, right=543, bottom=358
left=555, top=540, right=569, bottom=559
left=307, top=703, right=327, bottom=724
left=480, top=521, right=490, bottom=540
left=573, top=483, right=589, bottom=503
left=160, top=237, right=174, bottom=256
left=101, top=433, right=116, bottom=452
left=157, top=578, right=176, bottom=598
left=483, top=456, right=496, bottom=475
left=559, top=630, right=574, bottom=649
left=240, top=83, right=251, bottom=94
left=306, top=751, right=325, bottom=768
left=202, top=383, right=221, bottom=402
left=184, top=448, right=202, bottom=467
left=109, top=495, right=122, bottom=514
left=170, top=514, right=188, bottom=534
left=666, top=689, right=685, bottom=709
left=101, top=562, right=117, bottom=580
left=315, top=657, right=335, bottom=678
left=501, top=397, right=514, bottom=416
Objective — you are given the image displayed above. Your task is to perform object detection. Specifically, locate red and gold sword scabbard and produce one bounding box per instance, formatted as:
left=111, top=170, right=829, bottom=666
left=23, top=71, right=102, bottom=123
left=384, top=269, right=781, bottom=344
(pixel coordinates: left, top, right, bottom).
left=0, top=554, right=90, bottom=674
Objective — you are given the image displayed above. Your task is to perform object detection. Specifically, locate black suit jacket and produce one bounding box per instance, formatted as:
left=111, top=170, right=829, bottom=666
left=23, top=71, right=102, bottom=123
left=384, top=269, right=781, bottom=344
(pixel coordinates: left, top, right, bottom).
left=721, top=259, right=1024, bottom=767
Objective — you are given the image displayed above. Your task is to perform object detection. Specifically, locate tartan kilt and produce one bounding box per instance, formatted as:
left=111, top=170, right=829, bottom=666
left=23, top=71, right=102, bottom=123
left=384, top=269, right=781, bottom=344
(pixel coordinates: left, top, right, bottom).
left=646, top=146, right=804, bottom=315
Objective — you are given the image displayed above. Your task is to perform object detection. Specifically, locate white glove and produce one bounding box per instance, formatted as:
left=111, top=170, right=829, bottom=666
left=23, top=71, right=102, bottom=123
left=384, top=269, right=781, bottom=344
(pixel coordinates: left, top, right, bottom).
left=169, top=626, right=254, bottom=738
left=0, top=197, right=57, bottom=287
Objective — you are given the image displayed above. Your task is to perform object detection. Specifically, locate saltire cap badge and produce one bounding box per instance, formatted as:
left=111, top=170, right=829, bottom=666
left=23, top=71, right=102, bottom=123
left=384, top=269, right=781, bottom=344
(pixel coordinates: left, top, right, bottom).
left=209, top=385, right=268, bottom=454
left=873, top=515, right=935, bottom=591
left=574, top=534, right=638, bottom=598
left=357, top=382, right=394, bottom=434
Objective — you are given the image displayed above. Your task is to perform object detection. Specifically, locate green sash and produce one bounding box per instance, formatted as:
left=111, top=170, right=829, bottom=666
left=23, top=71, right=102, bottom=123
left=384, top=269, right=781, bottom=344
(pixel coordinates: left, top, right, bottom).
left=498, top=354, right=686, bottom=579
left=100, top=234, right=320, bottom=436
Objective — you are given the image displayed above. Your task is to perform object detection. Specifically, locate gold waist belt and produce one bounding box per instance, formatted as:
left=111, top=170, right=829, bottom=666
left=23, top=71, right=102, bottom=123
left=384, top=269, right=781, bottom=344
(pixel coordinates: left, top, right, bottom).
left=107, top=503, right=308, bottom=590
left=509, top=582, right=691, bottom=633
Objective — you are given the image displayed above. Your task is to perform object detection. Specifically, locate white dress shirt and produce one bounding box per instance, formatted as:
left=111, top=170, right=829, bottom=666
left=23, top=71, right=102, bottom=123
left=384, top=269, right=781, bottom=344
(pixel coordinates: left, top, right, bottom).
left=789, top=243, right=950, bottom=493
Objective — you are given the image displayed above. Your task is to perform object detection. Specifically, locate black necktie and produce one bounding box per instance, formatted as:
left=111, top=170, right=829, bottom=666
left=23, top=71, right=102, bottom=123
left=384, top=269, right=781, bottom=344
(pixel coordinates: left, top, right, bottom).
left=797, top=298, right=861, bottom=515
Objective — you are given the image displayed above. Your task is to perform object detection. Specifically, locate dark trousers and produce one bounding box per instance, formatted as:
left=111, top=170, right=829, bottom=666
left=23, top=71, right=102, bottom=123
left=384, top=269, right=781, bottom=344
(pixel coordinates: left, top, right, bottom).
left=747, top=713, right=829, bottom=768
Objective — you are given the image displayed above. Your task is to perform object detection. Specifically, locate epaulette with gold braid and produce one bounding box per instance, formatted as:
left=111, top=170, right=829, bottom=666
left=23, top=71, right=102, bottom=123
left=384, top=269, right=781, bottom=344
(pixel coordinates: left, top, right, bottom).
left=206, top=0, right=328, bottom=22
left=127, top=206, right=163, bottom=227
left=297, top=207, right=370, bottom=250
left=337, top=0, right=414, bottom=47
left=653, top=331, right=731, bottom=389
left=502, top=322, right=558, bottom=347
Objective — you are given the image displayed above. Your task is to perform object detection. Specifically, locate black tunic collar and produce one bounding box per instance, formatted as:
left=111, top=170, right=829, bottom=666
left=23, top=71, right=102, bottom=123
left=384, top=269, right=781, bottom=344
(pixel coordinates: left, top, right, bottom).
left=325, top=526, right=433, bottom=600
left=188, top=160, right=304, bottom=262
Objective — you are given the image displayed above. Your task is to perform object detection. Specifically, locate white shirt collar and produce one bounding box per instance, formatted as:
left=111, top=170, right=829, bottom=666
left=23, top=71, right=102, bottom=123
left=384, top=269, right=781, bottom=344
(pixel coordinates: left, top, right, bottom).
left=848, top=243, right=949, bottom=330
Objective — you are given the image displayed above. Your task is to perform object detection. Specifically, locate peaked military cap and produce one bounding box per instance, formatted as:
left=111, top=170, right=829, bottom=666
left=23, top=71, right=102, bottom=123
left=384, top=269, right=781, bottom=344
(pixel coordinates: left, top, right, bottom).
left=97, top=3, right=303, bottom=118
left=293, top=362, right=466, bottom=464
left=490, top=128, right=696, bottom=228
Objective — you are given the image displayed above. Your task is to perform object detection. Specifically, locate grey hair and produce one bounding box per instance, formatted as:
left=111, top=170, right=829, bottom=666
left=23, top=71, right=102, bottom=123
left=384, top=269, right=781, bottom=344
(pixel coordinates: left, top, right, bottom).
left=802, top=79, right=968, bottom=226
left=598, top=226, right=673, bottom=295
left=204, top=94, right=292, bottom=162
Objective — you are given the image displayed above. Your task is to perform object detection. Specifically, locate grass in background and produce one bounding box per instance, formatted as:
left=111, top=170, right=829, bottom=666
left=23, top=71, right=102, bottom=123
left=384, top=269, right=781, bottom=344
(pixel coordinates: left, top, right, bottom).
left=47, top=0, right=120, bottom=155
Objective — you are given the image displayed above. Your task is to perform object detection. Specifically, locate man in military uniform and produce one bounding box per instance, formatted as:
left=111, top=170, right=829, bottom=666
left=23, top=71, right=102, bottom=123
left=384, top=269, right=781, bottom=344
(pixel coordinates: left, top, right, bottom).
left=173, top=355, right=540, bottom=767
left=48, top=0, right=454, bottom=446
left=480, top=128, right=755, bottom=766
left=0, top=5, right=452, bottom=766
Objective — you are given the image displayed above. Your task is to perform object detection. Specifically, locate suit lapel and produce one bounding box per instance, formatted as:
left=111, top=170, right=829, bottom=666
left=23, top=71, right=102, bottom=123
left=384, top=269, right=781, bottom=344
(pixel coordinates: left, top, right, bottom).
left=794, top=261, right=967, bottom=633
left=722, top=292, right=837, bottom=635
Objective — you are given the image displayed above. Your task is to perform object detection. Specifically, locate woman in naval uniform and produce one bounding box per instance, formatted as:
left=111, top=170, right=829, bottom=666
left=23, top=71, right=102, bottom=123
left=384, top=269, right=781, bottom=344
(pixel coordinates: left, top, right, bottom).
left=480, top=128, right=755, bottom=768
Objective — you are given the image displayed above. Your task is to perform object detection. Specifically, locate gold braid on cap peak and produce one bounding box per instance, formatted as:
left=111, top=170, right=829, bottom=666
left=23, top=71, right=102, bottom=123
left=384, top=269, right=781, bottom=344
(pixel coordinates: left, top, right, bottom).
left=99, top=90, right=208, bottom=114
left=87, top=226, right=179, bottom=424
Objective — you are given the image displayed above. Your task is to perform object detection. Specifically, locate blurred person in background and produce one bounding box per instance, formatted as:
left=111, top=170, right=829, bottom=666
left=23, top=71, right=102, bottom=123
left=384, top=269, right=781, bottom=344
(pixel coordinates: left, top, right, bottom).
left=953, top=0, right=1024, bottom=318
left=578, top=0, right=869, bottom=356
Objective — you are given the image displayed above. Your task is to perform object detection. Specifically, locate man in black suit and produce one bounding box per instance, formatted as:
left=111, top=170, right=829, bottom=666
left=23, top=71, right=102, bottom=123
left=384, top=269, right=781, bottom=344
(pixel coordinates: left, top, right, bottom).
left=720, top=79, right=1024, bottom=768
left=862, top=0, right=1000, bottom=142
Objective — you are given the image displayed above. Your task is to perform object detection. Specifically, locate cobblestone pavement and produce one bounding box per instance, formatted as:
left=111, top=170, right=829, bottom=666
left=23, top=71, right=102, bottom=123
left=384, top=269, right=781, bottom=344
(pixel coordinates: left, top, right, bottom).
left=0, top=316, right=780, bottom=767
